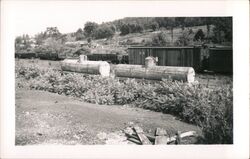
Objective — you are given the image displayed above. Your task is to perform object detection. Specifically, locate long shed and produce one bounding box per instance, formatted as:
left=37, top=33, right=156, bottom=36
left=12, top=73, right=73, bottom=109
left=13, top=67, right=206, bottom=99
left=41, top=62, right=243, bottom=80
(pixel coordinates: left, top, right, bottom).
left=128, top=46, right=201, bottom=71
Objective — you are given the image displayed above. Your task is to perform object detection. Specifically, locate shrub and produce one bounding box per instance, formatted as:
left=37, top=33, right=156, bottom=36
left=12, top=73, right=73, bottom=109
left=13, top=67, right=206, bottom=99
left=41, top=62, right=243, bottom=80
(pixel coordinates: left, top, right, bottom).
left=146, top=32, right=169, bottom=46
left=120, top=23, right=144, bottom=35
left=93, top=24, right=115, bottom=39
left=84, top=22, right=98, bottom=37
left=194, top=29, right=205, bottom=41
left=75, top=28, right=85, bottom=41
left=150, top=22, right=159, bottom=31
left=175, top=29, right=193, bottom=46
left=16, top=62, right=233, bottom=144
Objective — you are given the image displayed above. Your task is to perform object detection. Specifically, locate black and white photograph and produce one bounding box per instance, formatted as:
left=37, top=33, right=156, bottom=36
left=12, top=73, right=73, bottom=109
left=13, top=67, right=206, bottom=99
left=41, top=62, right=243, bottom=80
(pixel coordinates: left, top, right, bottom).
left=1, top=0, right=249, bottom=159
left=15, top=16, right=233, bottom=145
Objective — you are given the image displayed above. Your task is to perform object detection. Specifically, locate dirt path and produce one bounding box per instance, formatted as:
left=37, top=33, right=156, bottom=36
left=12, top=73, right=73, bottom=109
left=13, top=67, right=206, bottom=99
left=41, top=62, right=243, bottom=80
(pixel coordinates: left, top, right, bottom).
left=16, top=89, right=201, bottom=145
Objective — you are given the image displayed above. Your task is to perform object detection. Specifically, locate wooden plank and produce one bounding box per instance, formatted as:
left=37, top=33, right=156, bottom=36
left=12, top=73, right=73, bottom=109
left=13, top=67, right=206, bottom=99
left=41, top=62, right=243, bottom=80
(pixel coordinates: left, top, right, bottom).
left=155, top=136, right=169, bottom=145
left=167, top=131, right=197, bottom=144
left=134, top=126, right=144, bottom=133
left=145, top=134, right=155, bottom=143
left=134, top=126, right=152, bottom=145
left=125, top=133, right=139, bottom=140
left=127, top=137, right=142, bottom=145
left=180, top=131, right=197, bottom=138
left=155, top=128, right=167, bottom=136
left=175, top=131, right=182, bottom=145
left=136, top=133, right=152, bottom=145
left=125, top=131, right=155, bottom=143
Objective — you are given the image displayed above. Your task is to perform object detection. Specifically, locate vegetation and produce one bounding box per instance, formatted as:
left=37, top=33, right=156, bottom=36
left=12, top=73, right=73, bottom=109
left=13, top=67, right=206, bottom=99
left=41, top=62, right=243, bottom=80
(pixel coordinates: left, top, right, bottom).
left=15, top=17, right=232, bottom=57
left=16, top=61, right=233, bottom=144
left=75, top=28, right=85, bottom=41
left=175, top=29, right=193, bottom=46
left=145, top=32, right=170, bottom=46
left=14, top=17, right=233, bottom=145
left=194, top=29, right=205, bottom=41
left=83, top=21, right=99, bottom=37
left=120, top=23, right=144, bottom=35
left=93, top=24, right=115, bottom=39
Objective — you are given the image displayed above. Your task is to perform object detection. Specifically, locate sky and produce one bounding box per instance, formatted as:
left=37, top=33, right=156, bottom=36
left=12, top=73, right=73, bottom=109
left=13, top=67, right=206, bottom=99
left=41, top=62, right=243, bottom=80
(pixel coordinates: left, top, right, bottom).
left=4, top=1, right=233, bottom=37
left=9, top=1, right=131, bottom=37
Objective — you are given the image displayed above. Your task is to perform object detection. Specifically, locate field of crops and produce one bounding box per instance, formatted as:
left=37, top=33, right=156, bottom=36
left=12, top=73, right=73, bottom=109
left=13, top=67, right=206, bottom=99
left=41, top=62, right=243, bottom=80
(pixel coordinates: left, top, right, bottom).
left=15, top=59, right=233, bottom=144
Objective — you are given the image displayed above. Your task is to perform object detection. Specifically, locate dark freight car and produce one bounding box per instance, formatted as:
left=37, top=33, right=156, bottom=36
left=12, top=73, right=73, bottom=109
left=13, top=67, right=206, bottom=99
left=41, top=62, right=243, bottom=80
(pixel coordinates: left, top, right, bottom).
left=15, top=53, right=37, bottom=59
left=128, top=47, right=201, bottom=71
left=87, top=53, right=128, bottom=64
left=208, top=47, right=233, bottom=73
left=37, top=53, right=59, bottom=60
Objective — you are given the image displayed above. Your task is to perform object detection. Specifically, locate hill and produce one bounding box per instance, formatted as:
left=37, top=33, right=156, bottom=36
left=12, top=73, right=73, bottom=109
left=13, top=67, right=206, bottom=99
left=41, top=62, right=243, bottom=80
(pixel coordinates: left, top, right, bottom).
left=15, top=17, right=232, bottom=56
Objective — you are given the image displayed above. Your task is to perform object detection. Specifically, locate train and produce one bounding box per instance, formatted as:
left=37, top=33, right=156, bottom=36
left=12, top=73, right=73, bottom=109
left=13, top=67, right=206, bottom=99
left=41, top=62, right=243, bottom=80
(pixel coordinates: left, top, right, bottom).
left=15, top=52, right=129, bottom=64
left=15, top=46, right=232, bottom=74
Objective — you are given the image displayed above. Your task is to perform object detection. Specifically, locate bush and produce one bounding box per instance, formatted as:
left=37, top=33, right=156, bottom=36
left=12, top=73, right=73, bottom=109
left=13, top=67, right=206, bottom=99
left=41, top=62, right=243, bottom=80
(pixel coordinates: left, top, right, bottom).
left=84, top=22, right=98, bottom=37
left=145, top=32, right=169, bottom=46
left=194, top=29, right=205, bottom=41
left=150, top=22, right=159, bottom=31
left=175, top=29, right=193, bottom=46
left=93, top=24, right=115, bottom=39
left=120, top=23, right=144, bottom=35
left=75, top=28, right=85, bottom=41
left=16, top=62, right=233, bottom=144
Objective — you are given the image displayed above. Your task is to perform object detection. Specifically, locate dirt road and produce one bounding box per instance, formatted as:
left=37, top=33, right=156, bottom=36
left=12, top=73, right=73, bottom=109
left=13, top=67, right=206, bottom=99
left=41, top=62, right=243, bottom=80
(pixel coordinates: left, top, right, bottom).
left=16, top=89, right=201, bottom=145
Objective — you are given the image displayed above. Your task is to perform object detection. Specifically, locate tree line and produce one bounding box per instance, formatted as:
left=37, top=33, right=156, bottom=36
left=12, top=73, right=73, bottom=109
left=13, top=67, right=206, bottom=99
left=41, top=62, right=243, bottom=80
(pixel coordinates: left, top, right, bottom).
left=74, top=17, right=232, bottom=42
left=15, top=17, right=232, bottom=54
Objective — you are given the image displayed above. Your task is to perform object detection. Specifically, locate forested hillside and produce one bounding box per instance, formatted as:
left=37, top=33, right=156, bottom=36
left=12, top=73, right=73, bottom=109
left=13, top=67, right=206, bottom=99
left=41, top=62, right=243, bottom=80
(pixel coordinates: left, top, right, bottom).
left=15, top=17, right=232, bottom=56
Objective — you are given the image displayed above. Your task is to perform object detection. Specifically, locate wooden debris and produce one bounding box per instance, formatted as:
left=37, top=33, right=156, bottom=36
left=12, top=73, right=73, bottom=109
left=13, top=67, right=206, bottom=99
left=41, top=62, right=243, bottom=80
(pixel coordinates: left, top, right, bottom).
left=125, top=133, right=139, bottom=140
left=155, top=136, right=169, bottom=145
left=175, top=131, right=182, bottom=145
left=134, top=126, right=152, bottom=145
left=134, top=126, right=144, bottom=133
left=155, top=127, right=168, bottom=145
left=155, top=128, right=167, bottom=136
left=180, top=131, right=197, bottom=138
left=145, top=134, right=155, bottom=143
left=167, top=131, right=197, bottom=144
left=125, top=131, right=155, bottom=143
left=123, top=126, right=197, bottom=145
left=127, top=137, right=141, bottom=145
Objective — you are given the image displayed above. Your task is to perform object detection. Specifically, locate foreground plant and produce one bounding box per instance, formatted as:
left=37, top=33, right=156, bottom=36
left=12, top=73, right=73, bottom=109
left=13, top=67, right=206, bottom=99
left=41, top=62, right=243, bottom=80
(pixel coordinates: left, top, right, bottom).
left=16, top=62, right=233, bottom=144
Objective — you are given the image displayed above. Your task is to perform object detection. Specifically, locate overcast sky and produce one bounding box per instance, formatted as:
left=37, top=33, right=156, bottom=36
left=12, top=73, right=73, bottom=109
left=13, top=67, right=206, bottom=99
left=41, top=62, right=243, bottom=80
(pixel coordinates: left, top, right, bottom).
left=10, top=1, right=131, bottom=36
left=4, top=1, right=233, bottom=37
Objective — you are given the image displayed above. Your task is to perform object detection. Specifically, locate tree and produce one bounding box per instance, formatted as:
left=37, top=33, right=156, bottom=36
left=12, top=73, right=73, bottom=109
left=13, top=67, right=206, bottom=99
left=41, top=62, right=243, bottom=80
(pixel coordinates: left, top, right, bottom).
left=15, top=34, right=32, bottom=52
left=176, top=29, right=193, bottom=46
left=43, top=37, right=63, bottom=53
left=167, top=18, right=176, bottom=43
left=175, top=17, right=186, bottom=27
left=84, top=21, right=98, bottom=37
left=15, top=36, right=23, bottom=45
left=194, top=29, right=205, bottom=41
left=150, top=22, right=159, bottom=31
left=34, top=32, right=45, bottom=45
left=109, top=24, right=116, bottom=32
left=75, top=28, right=85, bottom=41
left=120, top=23, right=143, bottom=35
left=93, top=24, right=115, bottom=39
left=212, top=17, right=232, bottom=43
left=120, top=23, right=130, bottom=35
left=149, top=32, right=169, bottom=46
left=44, top=27, right=61, bottom=38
